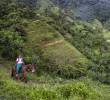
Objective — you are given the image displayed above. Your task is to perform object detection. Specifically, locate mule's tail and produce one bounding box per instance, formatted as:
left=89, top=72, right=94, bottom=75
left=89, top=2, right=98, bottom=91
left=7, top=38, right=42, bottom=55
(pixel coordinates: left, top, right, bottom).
left=11, top=67, right=15, bottom=77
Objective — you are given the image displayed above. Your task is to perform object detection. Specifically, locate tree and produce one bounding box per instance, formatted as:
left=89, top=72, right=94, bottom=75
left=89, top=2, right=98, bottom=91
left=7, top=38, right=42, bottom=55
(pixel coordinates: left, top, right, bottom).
left=0, top=30, right=24, bottom=58
left=0, top=0, right=13, bottom=18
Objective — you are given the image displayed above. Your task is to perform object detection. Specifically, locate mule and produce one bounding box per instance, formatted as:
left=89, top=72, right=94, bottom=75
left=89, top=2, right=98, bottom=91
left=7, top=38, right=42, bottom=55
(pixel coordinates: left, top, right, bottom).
left=11, top=64, right=35, bottom=82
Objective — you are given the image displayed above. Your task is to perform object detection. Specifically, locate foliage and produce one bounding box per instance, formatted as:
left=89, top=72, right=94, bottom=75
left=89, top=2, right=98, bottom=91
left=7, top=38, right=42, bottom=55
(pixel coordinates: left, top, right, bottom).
left=50, top=15, right=110, bottom=83
left=0, top=30, right=24, bottom=58
left=1, top=1, right=110, bottom=100
left=0, top=0, right=13, bottom=19
left=0, top=69, right=102, bottom=100
left=58, top=82, right=101, bottom=99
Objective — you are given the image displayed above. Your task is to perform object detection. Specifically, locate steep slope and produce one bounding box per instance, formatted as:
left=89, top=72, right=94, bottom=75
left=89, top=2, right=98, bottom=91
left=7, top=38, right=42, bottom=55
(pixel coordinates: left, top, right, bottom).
left=24, top=19, right=90, bottom=78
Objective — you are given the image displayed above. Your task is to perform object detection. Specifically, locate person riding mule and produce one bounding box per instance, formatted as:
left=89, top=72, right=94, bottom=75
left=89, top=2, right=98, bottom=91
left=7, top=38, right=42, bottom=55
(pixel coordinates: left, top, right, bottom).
left=15, top=55, right=24, bottom=79
left=11, top=55, right=36, bottom=82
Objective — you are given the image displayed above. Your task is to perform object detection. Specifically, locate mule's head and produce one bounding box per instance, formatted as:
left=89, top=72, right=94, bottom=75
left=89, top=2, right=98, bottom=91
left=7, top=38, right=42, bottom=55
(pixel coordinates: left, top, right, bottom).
left=29, top=64, right=35, bottom=73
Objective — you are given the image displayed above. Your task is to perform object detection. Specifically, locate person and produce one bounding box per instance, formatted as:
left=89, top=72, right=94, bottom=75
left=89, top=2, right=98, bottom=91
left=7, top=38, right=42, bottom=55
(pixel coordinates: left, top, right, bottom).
left=16, top=55, right=24, bottom=77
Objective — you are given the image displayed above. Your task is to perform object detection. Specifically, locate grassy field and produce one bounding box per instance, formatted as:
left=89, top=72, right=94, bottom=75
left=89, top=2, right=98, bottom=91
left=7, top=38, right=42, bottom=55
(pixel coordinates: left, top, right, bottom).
left=0, top=63, right=110, bottom=100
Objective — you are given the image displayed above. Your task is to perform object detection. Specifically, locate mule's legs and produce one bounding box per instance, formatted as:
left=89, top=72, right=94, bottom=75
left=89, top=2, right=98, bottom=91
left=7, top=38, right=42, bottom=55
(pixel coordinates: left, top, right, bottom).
left=22, top=67, right=27, bottom=82
left=23, top=72, right=27, bottom=82
left=17, top=74, right=20, bottom=80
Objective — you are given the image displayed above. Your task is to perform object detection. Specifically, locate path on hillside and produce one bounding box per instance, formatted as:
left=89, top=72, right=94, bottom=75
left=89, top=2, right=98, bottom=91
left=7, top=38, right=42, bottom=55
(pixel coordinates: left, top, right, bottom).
left=43, top=40, right=64, bottom=48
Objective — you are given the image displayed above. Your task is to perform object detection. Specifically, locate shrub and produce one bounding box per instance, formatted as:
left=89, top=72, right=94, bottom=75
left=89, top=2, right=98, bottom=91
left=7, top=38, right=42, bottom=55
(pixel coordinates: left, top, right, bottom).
left=42, top=56, right=87, bottom=79
left=57, top=82, right=101, bottom=99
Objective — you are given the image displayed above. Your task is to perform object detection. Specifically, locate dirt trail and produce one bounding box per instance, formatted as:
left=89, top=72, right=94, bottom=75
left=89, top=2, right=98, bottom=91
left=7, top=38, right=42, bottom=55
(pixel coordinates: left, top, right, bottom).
left=43, top=40, right=64, bottom=48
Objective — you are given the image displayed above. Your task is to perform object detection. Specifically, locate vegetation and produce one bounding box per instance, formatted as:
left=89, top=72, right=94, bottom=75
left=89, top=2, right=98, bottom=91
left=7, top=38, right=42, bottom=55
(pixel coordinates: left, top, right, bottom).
left=0, top=0, right=110, bottom=99
left=0, top=68, right=110, bottom=100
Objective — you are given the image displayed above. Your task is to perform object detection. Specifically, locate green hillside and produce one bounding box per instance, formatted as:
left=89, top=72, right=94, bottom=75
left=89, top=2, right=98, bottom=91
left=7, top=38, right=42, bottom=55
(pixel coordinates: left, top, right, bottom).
left=24, top=20, right=89, bottom=78
left=0, top=0, right=110, bottom=100
left=1, top=17, right=110, bottom=100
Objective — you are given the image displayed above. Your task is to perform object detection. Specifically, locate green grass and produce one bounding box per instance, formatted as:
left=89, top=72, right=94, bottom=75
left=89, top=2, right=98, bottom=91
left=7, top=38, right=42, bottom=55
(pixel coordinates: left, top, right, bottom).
left=1, top=65, right=110, bottom=100
left=25, top=20, right=62, bottom=47
left=0, top=59, right=110, bottom=100
left=43, top=41, right=87, bottom=65
left=0, top=67, right=108, bottom=100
